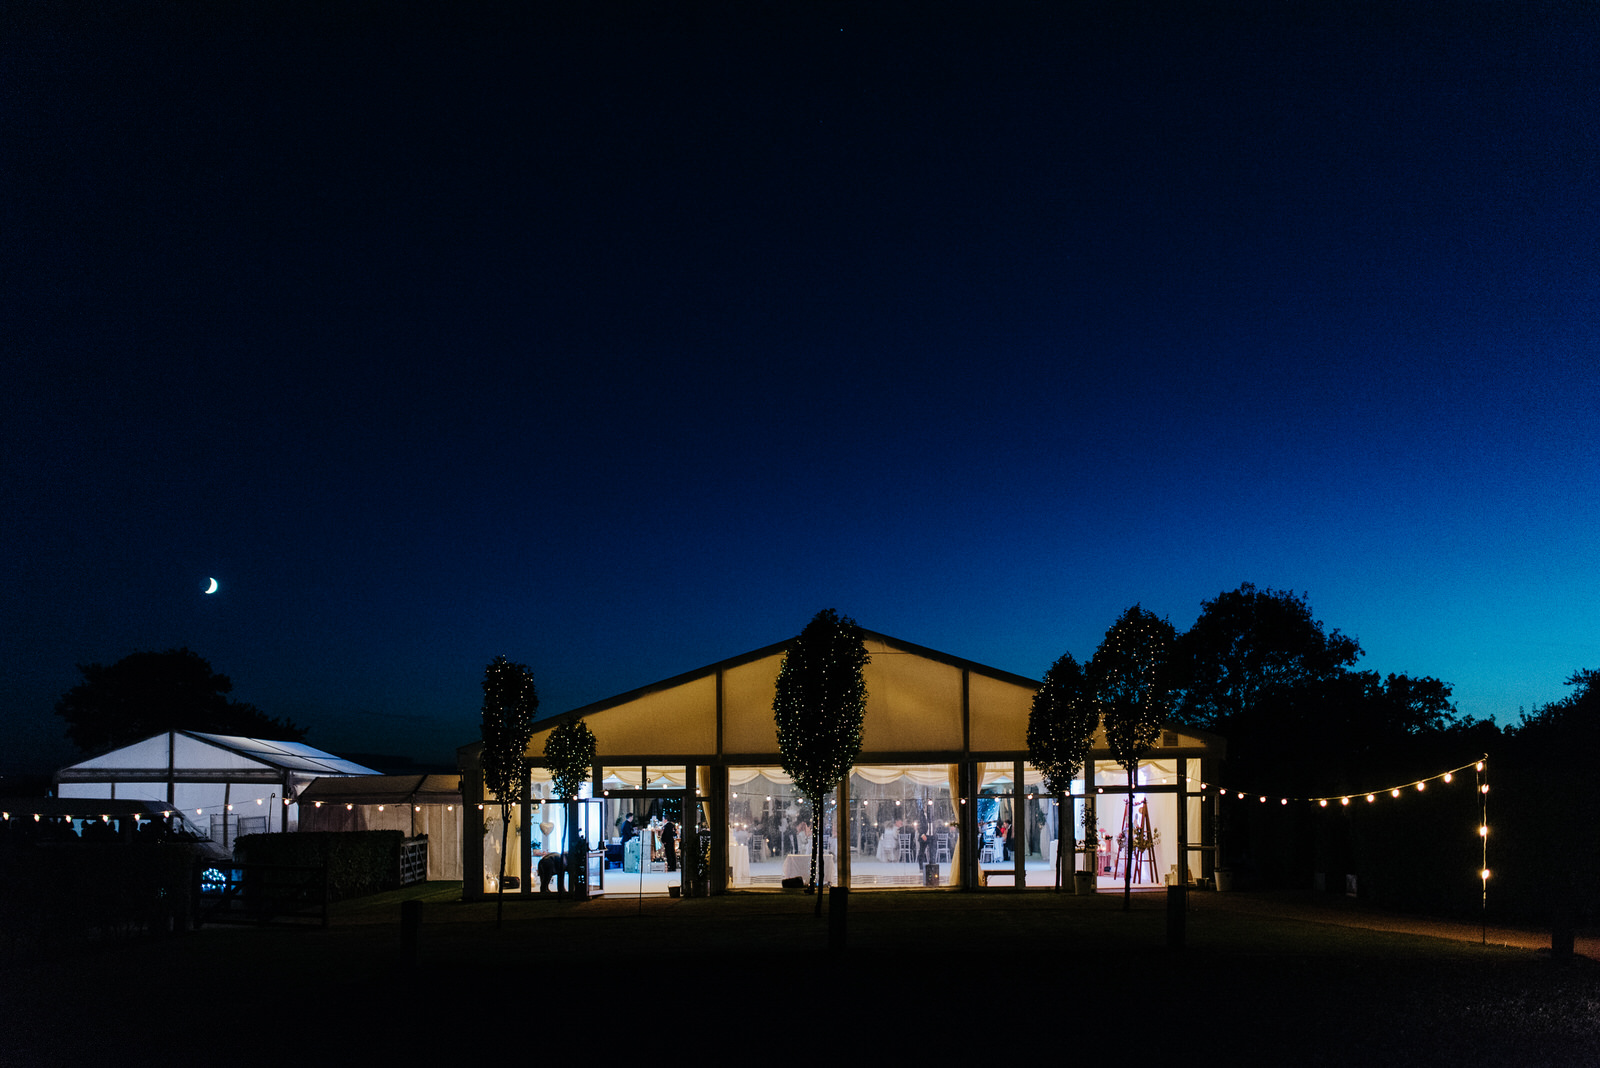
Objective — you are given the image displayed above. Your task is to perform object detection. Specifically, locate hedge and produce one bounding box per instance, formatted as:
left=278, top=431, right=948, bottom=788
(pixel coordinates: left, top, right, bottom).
left=233, top=830, right=404, bottom=902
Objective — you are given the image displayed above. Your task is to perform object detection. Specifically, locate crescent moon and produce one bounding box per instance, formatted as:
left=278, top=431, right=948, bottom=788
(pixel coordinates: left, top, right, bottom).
left=204, top=577, right=219, bottom=594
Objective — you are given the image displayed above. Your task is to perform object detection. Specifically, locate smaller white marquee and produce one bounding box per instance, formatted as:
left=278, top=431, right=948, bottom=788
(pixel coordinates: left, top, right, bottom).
left=56, top=730, right=379, bottom=849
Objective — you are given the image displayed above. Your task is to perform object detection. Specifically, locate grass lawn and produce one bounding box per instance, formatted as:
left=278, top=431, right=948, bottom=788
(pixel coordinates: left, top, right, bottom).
left=4, top=885, right=1597, bottom=1065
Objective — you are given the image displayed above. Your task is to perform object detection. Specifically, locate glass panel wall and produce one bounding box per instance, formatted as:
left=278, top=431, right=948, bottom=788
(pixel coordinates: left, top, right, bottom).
left=528, top=769, right=557, bottom=855
left=482, top=769, right=603, bottom=895
left=602, top=796, right=683, bottom=872
left=530, top=797, right=604, bottom=892
left=480, top=776, right=524, bottom=894
left=647, top=766, right=687, bottom=789
left=1095, top=758, right=1180, bottom=789
left=531, top=772, right=595, bottom=857
left=1018, top=765, right=1095, bottom=888
left=727, top=767, right=830, bottom=888
left=1020, top=764, right=1081, bottom=887
left=601, top=765, right=688, bottom=895
left=1093, top=759, right=1178, bottom=889
left=975, top=761, right=1015, bottom=883
left=850, top=764, right=957, bottom=888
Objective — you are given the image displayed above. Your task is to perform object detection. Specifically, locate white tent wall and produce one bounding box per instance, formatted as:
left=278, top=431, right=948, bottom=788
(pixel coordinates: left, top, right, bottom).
left=57, top=780, right=289, bottom=845
left=298, top=801, right=463, bottom=880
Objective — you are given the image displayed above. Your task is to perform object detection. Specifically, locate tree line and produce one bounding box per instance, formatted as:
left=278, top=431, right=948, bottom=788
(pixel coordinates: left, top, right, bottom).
left=1040, top=582, right=1594, bottom=924
left=55, top=588, right=1593, bottom=923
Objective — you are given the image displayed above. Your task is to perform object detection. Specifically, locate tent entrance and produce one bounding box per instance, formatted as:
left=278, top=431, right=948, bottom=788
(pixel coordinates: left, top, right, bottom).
left=598, top=789, right=689, bottom=895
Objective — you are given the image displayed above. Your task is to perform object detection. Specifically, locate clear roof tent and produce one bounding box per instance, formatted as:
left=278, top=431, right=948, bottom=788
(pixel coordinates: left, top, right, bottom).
left=56, top=731, right=383, bottom=843
left=183, top=732, right=380, bottom=776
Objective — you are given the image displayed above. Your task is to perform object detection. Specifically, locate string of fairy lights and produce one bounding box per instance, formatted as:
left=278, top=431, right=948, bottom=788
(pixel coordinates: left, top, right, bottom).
left=5, top=754, right=1495, bottom=931
left=2, top=795, right=294, bottom=825
left=1, top=796, right=462, bottom=825
left=1177, top=753, right=1493, bottom=927
left=1180, top=755, right=1487, bottom=810
left=6, top=758, right=1489, bottom=837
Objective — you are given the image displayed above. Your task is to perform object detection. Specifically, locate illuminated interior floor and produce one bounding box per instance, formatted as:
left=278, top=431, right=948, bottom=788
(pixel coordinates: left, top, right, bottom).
left=511, top=853, right=1166, bottom=897
left=710, top=853, right=1168, bottom=891
left=593, top=866, right=681, bottom=896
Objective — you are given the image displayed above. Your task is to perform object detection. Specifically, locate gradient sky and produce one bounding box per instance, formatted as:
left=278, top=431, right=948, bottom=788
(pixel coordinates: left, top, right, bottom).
left=5, top=1, right=1597, bottom=776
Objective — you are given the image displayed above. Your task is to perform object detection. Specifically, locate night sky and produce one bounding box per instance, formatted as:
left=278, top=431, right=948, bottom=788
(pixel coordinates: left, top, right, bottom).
left=5, top=1, right=1597, bottom=776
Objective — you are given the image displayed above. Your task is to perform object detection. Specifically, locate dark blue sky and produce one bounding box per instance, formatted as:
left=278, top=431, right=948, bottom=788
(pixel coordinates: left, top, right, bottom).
left=6, top=1, right=1597, bottom=775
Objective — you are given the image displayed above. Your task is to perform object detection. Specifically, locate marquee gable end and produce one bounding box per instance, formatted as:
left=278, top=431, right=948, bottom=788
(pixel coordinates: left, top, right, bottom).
left=966, top=670, right=1037, bottom=751
left=529, top=674, right=717, bottom=759
left=720, top=652, right=786, bottom=754
left=858, top=641, right=963, bottom=754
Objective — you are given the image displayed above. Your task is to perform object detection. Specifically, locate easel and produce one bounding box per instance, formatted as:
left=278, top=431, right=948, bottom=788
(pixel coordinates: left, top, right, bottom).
left=1113, top=797, right=1159, bottom=883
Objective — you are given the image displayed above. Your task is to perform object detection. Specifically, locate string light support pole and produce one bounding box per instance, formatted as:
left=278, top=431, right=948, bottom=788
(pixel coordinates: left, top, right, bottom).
left=1477, top=757, right=1489, bottom=946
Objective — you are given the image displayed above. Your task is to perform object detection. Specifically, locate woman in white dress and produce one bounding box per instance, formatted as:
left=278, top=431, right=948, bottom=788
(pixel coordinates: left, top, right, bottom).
left=876, top=819, right=904, bottom=862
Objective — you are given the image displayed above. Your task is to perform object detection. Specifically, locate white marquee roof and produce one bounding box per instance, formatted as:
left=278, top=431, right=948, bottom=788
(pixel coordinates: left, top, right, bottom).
left=57, top=730, right=379, bottom=783
left=460, top=629, right=1223, bottom=767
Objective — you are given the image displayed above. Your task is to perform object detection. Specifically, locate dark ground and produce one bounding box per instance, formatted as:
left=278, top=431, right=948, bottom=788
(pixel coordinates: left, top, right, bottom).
left=4, top=887, right=1597, bottom=1066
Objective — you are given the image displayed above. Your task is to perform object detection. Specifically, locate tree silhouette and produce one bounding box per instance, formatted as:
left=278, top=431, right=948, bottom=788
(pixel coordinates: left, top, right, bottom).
left=55, top=647, right=304, bottom=752
left=1514, top=669, right=1599, bottom=753
left=1090, top=605, right=1176, bottom=909
left=1173, top=583, right=1360, bottom=730
left=544, top=718, right=597, bottom=898
left=481, top=655, right=538, bottom=925
left=773, top=608, right=869, bottom=916
left=1027, top=651, right=1099, bottom=890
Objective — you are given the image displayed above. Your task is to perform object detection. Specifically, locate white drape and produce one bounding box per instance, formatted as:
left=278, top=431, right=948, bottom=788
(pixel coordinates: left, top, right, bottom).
left=602, top=766, right=690, bottom=788
left=728, top=767, right=794, bottom=787
left=852, top=764, right=950, bottom=787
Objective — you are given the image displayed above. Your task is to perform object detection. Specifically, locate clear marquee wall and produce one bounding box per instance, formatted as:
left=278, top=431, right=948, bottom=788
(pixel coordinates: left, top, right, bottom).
left=481, top=759, right=1206, bottom=895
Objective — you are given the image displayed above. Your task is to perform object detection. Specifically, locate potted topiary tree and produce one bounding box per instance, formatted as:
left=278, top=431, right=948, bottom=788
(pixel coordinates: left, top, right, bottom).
left=1075, top=807, right=1098, bottom=895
